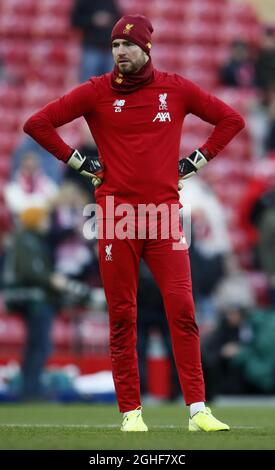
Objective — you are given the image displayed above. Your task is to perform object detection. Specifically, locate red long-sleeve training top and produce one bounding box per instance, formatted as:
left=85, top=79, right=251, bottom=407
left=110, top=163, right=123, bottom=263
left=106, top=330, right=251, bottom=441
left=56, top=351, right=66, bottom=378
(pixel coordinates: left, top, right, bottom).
left=23, top=70, right=245, bottom=209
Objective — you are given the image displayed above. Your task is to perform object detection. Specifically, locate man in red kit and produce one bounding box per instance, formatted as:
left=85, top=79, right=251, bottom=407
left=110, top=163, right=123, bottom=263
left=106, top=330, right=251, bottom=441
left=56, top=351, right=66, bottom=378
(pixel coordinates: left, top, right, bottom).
left=24, top=15, right=245, bottom=432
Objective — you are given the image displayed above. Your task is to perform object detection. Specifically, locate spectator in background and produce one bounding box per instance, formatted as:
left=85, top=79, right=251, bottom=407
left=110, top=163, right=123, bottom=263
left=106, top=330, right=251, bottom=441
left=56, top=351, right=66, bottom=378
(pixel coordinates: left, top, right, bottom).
left=201, top=305, right=250, bottom=401
left=219, top=40, right=256, bottom=88
left=264, top=85, right=275, bottom=154
left=214, top=253, right=256, bottom=312
left=246, top=94, right=270, bottom=159
left=0, top=56, right=7, bottom=83
left=50, top=182, right=100, bottom=285
left=4, top=151, right=58, bottom=216
left=0, top=54, right=15, bottom=84
left=254, top=190, right=275, bottom=306
left=179, top=177, right=231, bottom=259
left=189, top=232, right=224, bottom=334
left=233, top=308, right=275, bottom=394
left=247, top=83, right=275, bottom=159
left=71, top=0, right=121, bottom=81
left=12, top=138, right=64, bottom=184
left=179, top=177, right=231, bottom=330
left=137, top=261, right=181, bottom=403
left=237, top=166, right=275, bottom=259
left=2, top=207, right=70, bottom=400
left=255, top=26, right=275, bottom=92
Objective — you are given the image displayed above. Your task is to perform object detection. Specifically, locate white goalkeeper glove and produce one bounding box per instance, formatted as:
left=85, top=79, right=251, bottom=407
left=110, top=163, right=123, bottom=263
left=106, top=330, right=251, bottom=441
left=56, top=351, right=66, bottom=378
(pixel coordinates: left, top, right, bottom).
left=67, top=149, right=104, bottom=188
left=178, top=149, right=208, bottom=190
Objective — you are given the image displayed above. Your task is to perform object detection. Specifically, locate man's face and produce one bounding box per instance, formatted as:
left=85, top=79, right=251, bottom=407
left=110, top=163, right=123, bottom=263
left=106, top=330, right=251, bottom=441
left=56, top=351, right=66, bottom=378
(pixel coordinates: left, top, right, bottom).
left=112, top=39, right=148, bottom=74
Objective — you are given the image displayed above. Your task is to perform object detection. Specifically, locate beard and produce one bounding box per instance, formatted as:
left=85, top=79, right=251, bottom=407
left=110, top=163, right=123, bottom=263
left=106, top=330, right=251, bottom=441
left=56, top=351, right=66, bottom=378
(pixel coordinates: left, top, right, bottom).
left=117, top=56, right=148, bottom=74
left=117, top=61, right=137, bottom=74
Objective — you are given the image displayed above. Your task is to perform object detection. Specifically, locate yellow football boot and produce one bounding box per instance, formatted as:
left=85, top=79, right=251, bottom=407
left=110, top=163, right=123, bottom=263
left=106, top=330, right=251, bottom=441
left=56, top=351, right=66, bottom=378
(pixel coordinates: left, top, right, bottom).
left=189, top=407, right=230, bottom=432
left=120, top=406, right=148, bottom=432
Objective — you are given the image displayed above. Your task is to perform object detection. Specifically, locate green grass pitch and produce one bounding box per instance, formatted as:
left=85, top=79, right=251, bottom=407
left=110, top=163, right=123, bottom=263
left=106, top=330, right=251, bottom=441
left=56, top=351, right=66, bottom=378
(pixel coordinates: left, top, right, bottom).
left=0, top=403, right=274, bottom=450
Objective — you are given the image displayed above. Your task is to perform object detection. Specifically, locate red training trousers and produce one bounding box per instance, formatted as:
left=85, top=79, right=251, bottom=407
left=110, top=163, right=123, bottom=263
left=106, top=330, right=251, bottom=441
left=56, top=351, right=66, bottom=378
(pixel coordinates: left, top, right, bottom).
left=98, top=226, right=205, bottom=412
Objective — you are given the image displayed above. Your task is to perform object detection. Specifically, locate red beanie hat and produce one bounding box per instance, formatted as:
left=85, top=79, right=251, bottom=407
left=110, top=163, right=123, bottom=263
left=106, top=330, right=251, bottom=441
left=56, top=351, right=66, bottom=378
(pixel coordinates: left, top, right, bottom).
left=111, top=14, right=153, bottom=55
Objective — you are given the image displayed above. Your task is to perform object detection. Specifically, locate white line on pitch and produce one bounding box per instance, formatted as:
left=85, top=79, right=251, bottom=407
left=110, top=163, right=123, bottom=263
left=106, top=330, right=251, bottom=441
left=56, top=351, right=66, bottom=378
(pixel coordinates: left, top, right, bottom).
left=0, top=424, right=180, bottom=429
left=0, top=424, right=261, bottom=430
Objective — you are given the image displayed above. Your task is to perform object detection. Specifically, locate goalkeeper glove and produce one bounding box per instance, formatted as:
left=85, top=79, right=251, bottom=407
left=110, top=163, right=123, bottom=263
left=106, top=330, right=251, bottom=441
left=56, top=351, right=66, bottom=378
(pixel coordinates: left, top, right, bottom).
left=178, top=149, right=208, bottom=190
left=67, top=149, right=104, bottom=188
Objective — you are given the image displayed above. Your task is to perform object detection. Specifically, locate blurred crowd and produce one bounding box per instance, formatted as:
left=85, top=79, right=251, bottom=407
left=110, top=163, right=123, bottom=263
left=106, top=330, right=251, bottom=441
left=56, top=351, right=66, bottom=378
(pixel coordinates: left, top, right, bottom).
left=1, top=0, right=275, bottom=401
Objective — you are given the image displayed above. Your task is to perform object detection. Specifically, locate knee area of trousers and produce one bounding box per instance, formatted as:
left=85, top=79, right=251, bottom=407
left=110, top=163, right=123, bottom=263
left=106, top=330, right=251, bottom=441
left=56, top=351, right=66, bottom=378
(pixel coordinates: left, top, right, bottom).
left=164, top=292, right=195, bottom=316
left=110, top=313, right=136, bottom=331
left=109, top=299, right=136, bottom=323
left=173, top=316, right=199, bottom=334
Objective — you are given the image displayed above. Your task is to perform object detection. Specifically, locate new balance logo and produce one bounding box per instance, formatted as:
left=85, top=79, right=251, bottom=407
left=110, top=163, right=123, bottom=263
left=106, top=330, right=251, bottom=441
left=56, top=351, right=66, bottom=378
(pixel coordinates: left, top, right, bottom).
left=113, top=99, right=125, bottom=112
left=152, top=112, right=171, bottom=122
left=105, top=243, right=113, bottom=261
